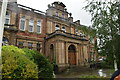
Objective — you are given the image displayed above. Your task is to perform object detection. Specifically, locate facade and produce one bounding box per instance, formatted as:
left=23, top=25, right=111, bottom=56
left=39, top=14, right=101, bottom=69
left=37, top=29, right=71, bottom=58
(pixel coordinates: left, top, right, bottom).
left=0, top=1, right=96, bottom=68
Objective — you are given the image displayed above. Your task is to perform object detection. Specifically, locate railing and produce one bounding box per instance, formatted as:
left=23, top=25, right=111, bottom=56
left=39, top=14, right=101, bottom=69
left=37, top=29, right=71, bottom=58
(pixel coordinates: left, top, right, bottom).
left=46, top=30, right=88, bottom=40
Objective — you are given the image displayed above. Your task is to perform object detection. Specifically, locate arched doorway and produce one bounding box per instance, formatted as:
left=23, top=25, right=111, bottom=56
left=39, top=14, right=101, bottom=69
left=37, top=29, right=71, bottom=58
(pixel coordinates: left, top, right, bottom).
left=68, top=45, right=76, bottom=65
left=50, top=44, right=54, bottom=62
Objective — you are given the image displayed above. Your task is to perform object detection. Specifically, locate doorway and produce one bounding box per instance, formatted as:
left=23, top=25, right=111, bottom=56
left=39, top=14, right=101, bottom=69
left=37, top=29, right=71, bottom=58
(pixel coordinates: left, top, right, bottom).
left=68, top=45, right=76, bottom=65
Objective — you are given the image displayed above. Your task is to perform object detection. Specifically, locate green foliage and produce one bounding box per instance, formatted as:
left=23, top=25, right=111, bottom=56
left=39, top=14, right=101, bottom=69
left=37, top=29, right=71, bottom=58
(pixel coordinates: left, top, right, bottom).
left=23, top=48, right=53, bottom=78
left=2, top=45, right=38, bottom=78
left=84, top=0, right=120, bottom=68
left=77, top=25, right=96, bottom=37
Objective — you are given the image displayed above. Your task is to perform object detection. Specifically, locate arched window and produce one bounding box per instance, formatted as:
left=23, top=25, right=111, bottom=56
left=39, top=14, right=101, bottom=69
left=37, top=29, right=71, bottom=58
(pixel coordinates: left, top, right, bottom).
left=5, top=12, right=10, bottom=24
left=62, top=26, right=66, bottom=32
left=28, top=19, right=34, bottom=32
left=55, top=25, right=60, bottom=30
left=37, top=20, right=42, bottom=33
left=20, top=16, right=26, bottom=31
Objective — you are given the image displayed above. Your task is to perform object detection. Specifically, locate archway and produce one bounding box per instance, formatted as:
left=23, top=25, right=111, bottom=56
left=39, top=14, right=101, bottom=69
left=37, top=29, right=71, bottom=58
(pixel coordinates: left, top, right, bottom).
left=68, top=45, right=76, bottom=65
left=50, top=44, right=55, bottom=62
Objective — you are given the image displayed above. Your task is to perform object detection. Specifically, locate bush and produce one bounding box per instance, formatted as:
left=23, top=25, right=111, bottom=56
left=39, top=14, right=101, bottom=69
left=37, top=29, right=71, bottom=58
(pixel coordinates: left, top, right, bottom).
left=2, top=45, right=38, bottom=78
left=23, top=48, right=53, bottom=78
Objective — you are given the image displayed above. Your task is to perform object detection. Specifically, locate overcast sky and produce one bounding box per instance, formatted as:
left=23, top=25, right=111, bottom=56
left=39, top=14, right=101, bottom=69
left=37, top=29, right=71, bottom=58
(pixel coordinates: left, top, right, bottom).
left=17, top=0, right=92, bottom=26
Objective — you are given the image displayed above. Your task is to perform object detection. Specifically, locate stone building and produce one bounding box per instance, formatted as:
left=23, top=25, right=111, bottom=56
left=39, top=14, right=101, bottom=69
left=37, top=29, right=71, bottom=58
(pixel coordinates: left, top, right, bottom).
left=0, top=1, right=96, bottom=68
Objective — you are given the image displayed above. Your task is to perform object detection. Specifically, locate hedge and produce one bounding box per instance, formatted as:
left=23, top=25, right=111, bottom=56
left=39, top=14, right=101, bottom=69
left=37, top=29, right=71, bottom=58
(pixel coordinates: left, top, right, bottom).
left=23, top=48, right=53, bottom=78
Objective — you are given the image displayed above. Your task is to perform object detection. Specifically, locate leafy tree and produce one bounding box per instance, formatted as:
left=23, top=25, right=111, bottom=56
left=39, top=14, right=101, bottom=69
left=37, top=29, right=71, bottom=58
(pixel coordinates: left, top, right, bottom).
left=84, top=0, right=120, bottom=69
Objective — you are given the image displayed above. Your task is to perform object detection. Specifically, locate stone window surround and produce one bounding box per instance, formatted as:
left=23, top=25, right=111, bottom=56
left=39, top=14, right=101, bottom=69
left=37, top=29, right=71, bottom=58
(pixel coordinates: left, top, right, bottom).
left=19, top=16, right=26, bottom=31
left=28, top=18, right=34, bottom=32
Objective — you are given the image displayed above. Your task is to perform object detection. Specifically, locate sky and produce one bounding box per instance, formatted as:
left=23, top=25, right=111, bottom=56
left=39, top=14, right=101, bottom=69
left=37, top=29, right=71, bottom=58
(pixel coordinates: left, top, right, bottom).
left=17, top=0, right=92, bottom=26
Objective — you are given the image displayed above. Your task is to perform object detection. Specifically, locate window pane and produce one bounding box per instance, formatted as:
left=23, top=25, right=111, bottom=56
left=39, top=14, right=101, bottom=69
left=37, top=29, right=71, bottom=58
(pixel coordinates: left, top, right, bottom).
left=20, top=20, right=25, bottom=30
left=5, top=12, right=10, bottom=24
left=62, top=27, right=66, bottom=32
left=28, top=42, right=33, bottom=47
left=18, top=41, right=24, bottom=48
left=37, top=20, right=41, bottom=33
left=5, top=19, right=9, bottom=24
left=29, top=19, right=34, bottom=32
left=37, top=25, right=41, bottom=33
left=20, top=16, right=26, bottom=31
left=29, top=25, right=33, bottom=32
left=55, top=25, right=60, bottom=30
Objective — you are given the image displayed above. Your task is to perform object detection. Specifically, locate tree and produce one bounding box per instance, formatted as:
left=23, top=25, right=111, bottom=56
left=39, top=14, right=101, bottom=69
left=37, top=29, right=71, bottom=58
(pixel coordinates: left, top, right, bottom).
left=84, top=0, right=120, bottom=70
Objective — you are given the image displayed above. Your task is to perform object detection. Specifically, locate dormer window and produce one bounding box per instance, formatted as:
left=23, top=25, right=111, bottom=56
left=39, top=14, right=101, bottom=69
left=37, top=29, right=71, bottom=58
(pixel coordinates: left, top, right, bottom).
left=20, top=16, right=26, bottom=31
left=62, top=26, right=66, bottom=32
left=5, top=12, right=10, bottom=24
left=28, top=19, right=34, bottom=32
left=55, top=25, right=60, bottom=30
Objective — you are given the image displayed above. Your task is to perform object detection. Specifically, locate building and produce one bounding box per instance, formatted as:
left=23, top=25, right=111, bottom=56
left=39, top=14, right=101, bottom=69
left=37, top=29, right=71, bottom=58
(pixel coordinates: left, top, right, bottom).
left=0, top=1, right=96, bottom=69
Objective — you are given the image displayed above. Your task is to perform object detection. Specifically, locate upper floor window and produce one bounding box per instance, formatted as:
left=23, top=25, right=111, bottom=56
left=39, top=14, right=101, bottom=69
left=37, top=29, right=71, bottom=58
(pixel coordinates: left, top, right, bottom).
left=75, top=30, right=78, bottom=34
left=62, top=14, right=64, bottom=18
left=28, top=19, right=34, bottom=32
left=55, top=25, right=60, bottom=30
left=5, top=12, right=10, bottom=24
left=56, top=12, right=58, bottom=16
left=20, top=16, right=26, bottom=31
left=62, top=26, right=66, bottom=32
left=37, top=20, right=42, bottom=33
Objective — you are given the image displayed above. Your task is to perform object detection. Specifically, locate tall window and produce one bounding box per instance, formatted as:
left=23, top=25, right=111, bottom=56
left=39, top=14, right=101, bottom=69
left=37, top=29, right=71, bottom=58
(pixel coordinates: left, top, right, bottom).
left=55, top=25, right=60, bottom=30
left=37, top=20, right=41, bottom=33
left=20, top=16, right=26, bottom=31
left=28, top=19, right=34, bottom=32
left=62, top=26, right=66, bottom=32
left=5, top=12, right=10, bottom=24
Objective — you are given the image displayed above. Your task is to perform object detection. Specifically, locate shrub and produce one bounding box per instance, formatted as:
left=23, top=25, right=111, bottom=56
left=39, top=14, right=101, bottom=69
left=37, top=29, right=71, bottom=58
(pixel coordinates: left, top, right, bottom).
left=23, top=48, right=53, bottom=78
left=2, top=45, right=38, bottom=78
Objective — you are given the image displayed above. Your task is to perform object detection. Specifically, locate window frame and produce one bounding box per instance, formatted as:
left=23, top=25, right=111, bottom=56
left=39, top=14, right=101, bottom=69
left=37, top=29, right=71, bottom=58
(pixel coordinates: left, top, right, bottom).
left=5, top=12, right=10, bottom=24
left=20, top=16, right=26, bottom=31
left=37, top=20, right=42, bottom=33
left=28, top=18, right=34, bottom=32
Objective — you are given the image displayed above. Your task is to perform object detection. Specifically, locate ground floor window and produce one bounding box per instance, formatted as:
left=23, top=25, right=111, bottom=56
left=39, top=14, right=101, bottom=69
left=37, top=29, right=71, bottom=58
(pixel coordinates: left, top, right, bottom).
left=18, top=41, right=24, bottom=48
left=28, top=42, right=33, bottom=49
left=36, top=43, right=42, bottom=53
left=2, top=37, right=9, bottom=46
